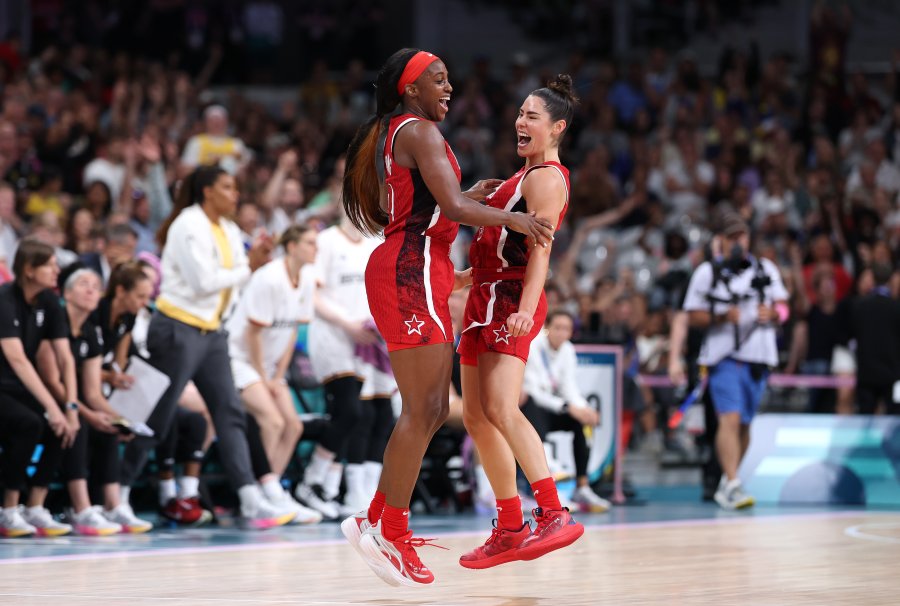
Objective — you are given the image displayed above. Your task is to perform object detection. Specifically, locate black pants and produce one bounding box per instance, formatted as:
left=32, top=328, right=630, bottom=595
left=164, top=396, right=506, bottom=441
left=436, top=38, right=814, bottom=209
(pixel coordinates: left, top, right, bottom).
left=155, top=408, right=208, bottom=473
left=0, top=391, right=63, bottom=491
left=121, top=313, right=255, bottom=489
left=61, top=424, right=120, bottom=484
left=857, top=383, right=899, bottom=415
left=700, top=387, right=722, bottom=498
left=521, top=397, right=589, bottom=478
left=319, top=376, right=364, bottom=459
left=247, top=412, right=330, bottom=479
left=345, top=397, right=394, bottom=465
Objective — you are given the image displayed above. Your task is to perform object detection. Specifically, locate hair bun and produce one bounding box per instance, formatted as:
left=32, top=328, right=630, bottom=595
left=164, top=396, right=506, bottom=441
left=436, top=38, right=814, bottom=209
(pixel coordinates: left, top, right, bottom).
left=547, top=74, right=578, bottom=103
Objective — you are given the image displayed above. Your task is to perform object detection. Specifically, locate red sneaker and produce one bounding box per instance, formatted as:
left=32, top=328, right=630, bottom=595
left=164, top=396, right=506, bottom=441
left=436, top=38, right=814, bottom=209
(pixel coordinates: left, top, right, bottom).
left=358, top=520, right=446, bottom=587
left=161, top=497, right=209, bottom=525
left=515, top=508, right=584, bottom=561
left=459, top=521, right=531, bottom=570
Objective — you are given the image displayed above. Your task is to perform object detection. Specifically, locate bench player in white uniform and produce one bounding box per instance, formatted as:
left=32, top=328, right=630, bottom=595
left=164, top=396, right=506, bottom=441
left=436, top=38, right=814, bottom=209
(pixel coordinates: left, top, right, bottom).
left=227, top=224, right=322, bottom=523
left=296, top=211, right=396, bottom=518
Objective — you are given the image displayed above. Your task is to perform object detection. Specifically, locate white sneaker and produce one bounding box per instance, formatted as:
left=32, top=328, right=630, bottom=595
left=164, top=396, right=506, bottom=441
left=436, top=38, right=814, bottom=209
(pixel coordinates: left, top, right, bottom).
left=69, top=506, right=122, bottom=536
left=358, top=520, right=437, bottom=587
left=570, top=485, right=611, bottom=513
left=0, top=506, right=37, bottom=537
left=294, top=483, right=340, bottom=520
left=267, top=486, right=322, bottom=525
left=104, top=503, right=153, bottom=534
left=714, top=479, right=755, bottom=511
left=341, top=509, right=391, bottom=581
left=240, top=495, right=295, bottom=530
left=21, top=506, right=72, bottom=537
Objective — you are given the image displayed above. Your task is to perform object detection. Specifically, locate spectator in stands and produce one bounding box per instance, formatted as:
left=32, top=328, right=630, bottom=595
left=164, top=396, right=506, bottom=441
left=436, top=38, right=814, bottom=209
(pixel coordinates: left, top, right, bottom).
left=848, top=262, right=900, bottom=414
left=522, top=310, right=611, bottom=512
left=180, top=105, right=252, bottom=176
left=79, top=222, right=138, bottom=287
left=0, top=182, right=19, bottom=262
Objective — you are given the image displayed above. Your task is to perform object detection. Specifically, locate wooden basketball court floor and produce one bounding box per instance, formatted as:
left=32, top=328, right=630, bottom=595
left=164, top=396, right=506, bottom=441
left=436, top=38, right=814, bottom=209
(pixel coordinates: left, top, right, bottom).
left=1, top=499, right=897, bottom=606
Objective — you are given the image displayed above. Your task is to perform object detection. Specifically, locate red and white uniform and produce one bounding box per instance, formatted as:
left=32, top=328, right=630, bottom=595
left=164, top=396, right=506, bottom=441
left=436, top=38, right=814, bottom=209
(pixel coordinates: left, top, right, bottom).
left=366, top=113, right=462, bottom=350
left=458, top=162, right=569, bottom=365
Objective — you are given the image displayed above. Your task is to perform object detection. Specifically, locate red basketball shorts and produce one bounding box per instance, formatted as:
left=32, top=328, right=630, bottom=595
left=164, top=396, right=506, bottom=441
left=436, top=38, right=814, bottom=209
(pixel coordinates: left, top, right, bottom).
left=457, top=274, right=547, bottom=366
left=366, top=233, right=454, bottom=352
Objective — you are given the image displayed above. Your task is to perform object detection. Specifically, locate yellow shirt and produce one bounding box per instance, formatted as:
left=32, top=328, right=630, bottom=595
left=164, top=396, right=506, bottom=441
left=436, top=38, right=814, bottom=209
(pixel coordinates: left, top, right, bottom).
left=157, top=219, right=234, bottom=331
left=196, top=135, right=241, bottom=166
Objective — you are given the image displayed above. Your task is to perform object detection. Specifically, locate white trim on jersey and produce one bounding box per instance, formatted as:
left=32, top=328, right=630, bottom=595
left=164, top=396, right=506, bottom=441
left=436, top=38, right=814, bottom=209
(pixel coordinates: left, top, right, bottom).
left=387, top=183, right=395, bottom=222
left=423, top=204, right=448, bottom=340
left=388, top=118, right=419, bottom=158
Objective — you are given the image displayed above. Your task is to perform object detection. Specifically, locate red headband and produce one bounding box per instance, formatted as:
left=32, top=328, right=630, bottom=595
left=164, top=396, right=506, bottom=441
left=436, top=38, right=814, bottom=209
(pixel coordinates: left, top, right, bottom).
left=396, top=51, right=441, bottom=96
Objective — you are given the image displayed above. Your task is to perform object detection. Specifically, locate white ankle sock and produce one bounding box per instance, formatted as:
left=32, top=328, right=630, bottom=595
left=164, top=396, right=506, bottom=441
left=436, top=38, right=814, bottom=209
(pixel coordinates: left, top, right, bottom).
left=261, top=477, right=284, bottom=501
left=304, top=452, right=333, bottom=487
left=120, top=485, right=131, bottom=504
left=179, top=476, right=200, bottom=499
left=159, top=479, right=177, bottom=506
left=362, top=461, right=382, bottom=496
left=238, top=484, right=264, bottom=510
left=343, top=464, right=366, bottom=502
left=322, top=464, right=343, bottom=501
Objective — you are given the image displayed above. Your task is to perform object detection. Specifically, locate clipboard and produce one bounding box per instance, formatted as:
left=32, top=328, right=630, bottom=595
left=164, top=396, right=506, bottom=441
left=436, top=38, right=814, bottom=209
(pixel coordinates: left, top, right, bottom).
left=107, top=355, right=171, bottom=437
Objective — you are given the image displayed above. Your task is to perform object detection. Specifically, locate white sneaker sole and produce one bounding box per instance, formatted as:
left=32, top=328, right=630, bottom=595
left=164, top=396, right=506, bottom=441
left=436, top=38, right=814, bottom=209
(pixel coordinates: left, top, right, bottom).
left=341, top=517, right=400, bottom=587
left=358, top=533, right=431, bottom=588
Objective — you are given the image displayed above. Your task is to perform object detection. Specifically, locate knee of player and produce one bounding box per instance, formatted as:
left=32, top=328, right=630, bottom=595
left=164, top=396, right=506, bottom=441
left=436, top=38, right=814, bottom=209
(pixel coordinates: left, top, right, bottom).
left=483, top=402, right=518, bottom=431
left=285, top=416, right=303, bottom=438
left=409, top=393, right=448, bottom=428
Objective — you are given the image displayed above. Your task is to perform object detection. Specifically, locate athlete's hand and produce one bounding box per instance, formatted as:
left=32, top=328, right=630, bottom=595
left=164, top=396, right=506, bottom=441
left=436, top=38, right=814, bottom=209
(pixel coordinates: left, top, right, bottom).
left=345, top=320, right=380, bottom=345
left=108, top=370, right=135, bottom=390
left=568, top=404, right=600, bottom=426
left=248, top=232, right=275, bottom=271
left=725, top=306, right=740, bottom=325
left=668, top=358, right=687, bottom=386
left=757, top=304, right=774, bottom=324
left=62, top=410, right=80, bottom=448
left=453, top=268, right=472, bottom=291
left=45, top=407, right=68, bottom=439
left=506, top=310, right=534, bottom=337
left=84, top=409, right=119, bottom=435
left=506, top=211, right=554, bottom=248
left=463, top=179, right=503, bottom=202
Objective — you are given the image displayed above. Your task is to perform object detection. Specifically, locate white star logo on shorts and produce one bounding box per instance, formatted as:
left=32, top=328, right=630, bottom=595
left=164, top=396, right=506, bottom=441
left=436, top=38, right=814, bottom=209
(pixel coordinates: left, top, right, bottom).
left=493, top=325, right=511, bottom=344
left=404, top=314, right=425, bottom=335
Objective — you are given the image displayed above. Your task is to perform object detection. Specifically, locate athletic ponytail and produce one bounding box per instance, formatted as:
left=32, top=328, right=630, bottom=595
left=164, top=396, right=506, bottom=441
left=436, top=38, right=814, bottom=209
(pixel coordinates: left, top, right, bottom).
left=531, top=74, right=579, bottom=143
left=157, top=165, right=227, bottom=249
left=343, top=48, right=421, bottom=236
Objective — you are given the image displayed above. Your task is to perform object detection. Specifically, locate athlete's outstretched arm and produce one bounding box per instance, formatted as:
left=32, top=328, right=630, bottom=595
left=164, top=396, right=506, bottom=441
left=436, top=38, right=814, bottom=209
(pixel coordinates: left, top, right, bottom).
left=399, top=121, right=554, bottom=246
left=506, top=168, right=566, bottom=337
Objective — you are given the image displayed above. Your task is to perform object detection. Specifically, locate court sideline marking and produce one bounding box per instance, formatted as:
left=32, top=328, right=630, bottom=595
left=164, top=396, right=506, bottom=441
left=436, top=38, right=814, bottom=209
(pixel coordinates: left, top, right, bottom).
left=0, top=509, right=882, bottom=566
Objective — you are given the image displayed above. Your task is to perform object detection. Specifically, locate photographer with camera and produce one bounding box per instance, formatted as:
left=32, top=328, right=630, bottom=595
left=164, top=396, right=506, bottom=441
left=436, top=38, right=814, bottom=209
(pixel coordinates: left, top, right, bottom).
left=682, top=212, right=789, bottom=510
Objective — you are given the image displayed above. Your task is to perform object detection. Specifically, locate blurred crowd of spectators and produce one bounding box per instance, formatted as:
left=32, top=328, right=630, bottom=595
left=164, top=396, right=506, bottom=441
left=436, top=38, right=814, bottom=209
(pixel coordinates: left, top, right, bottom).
left=0, top=2, right=898, bottom=422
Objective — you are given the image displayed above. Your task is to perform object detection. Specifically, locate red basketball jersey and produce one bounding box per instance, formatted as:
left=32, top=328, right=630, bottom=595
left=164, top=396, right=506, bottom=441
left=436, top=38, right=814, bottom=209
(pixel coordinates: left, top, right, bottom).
left=469, top=162, right=570, bottom=273
left=365, top=113, right=462, bottom=349
left=382, top=113, right=462, bottom=244
left=458, top=162, right=570, bottom=364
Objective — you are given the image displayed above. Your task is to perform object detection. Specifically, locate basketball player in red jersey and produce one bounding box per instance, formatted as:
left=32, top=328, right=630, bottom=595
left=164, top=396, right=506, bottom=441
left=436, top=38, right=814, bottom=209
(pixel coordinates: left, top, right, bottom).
left=457, top=75, right=585, bottom=569
left=340, top=48, right=554, bottom=587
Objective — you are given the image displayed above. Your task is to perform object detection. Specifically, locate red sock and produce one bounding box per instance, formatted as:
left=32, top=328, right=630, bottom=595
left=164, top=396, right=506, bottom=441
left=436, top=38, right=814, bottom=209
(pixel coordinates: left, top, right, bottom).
left=531, top=477, right=562, bottom=511
left=380, top=504, right=409, bottom=541
left=367, top=490, right=386, bottom=525
left=496, top=496, right=523, bottom=530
